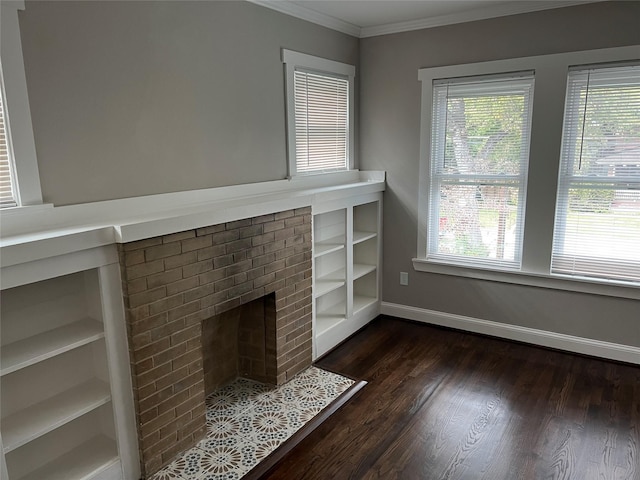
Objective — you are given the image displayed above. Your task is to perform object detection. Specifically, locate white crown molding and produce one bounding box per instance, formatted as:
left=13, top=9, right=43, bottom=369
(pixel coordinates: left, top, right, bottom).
left=247, top=0, right=361, bottom=37
left=360, top=1, right=598, bottom=38
left=381, top=302, right=640, bottom=365
left=248, top=0, right=598, bottom=39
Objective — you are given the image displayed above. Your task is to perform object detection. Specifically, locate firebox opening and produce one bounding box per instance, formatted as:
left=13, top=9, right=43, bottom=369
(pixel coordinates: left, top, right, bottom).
left=202, top=293, right=277, bottom=395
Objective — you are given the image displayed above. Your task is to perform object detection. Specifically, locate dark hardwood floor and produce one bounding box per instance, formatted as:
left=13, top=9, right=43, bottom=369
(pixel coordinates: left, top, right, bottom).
left=260, top=316, right=640, bottom=480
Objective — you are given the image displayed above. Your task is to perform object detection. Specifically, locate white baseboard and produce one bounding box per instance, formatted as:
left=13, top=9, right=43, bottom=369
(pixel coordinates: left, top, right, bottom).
left=380, top=302, right=640, bottom=365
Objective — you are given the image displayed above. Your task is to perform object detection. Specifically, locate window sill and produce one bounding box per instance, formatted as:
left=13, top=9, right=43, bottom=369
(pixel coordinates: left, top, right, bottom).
left=412, top=258, right=640, bottom=300
left=0, top=203, right=54, bottom=217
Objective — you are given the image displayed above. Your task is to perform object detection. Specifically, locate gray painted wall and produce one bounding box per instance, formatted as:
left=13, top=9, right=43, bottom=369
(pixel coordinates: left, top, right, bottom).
left=359, top=2, right=640, bottom=347
left=19, top=1, right=359, bottom=206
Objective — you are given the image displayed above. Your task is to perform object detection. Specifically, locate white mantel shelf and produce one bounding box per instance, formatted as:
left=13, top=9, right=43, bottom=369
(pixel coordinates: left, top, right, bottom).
left=0, top=171, right=385, bottom=270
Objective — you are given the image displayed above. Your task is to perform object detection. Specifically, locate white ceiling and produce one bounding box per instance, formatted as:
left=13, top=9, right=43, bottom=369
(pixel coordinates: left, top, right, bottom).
left=250, top=0, right=597, bottom=38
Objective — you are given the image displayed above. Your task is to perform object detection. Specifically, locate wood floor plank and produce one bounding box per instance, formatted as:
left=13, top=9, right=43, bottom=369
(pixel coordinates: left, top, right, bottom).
left=259, top=316, right=640, bottom=480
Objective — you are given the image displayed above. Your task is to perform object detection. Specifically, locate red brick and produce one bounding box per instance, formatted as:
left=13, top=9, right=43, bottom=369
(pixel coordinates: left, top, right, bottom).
left=147, top=269, right=182, bottom=289
left=167, top=300, right=201, bottom=322
left=123, top=237, right=162, bottom=252
left=196, top=224, right=225, bottom=236
left=199, top=247, right=227, bottom=265
left=166, top=277, right=199, bottom=296
left=153, top=342, right=188, bottom=367
left=125, top=250, right=145, bottom=267
left=164, top=251, right=197, bottom=270
left=183, top=283, right=215, bottom=303
left=127, top=277, right=148, bottom=295
left=145, top=242, right=181, bottom=261
left=239, top=225, right=264, bottom=238
left=126, top=260, right=164, bottom=281
left=274, top=210, right=294, bottom=220
left=198, top=268, right=225, bottom=285
left=181, top=235, right=212, bottom=253
left=226, top=219, right=251, bottom=230
left=149, top=294, right=184, bottom=316
left=182, top=259, right=213, bottom=278
left=129, top=286, right=167, bottom=309
left=171, top=324, right=201, bottom=347
left=211, top=230, right=239, bottom=244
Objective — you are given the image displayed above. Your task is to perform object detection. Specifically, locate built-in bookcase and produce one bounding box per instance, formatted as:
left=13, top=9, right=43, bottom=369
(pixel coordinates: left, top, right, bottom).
left=312, top=193, right=382, bottom=358
left=0, top=251, right=139, bottom=480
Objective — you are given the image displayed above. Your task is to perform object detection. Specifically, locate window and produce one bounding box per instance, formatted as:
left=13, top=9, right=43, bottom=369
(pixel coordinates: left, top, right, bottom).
left=0, top=1, right=43, bottom=209
left=427, top=73, right=535, bottom=270
left=416, top=46, right=640, bottom=297
left=552, top=64, right=640, bottom=284
left=282, top=50, right=355, bottom=176
left=0, top=76, right=18, bottom=207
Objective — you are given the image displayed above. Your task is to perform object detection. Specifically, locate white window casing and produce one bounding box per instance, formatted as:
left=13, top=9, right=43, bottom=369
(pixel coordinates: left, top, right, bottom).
left=282, top=49, right=355, bottom=177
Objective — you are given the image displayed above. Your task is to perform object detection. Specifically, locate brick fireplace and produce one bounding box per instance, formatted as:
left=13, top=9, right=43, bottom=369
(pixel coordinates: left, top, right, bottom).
left=117, top=208, right=313, bottom=476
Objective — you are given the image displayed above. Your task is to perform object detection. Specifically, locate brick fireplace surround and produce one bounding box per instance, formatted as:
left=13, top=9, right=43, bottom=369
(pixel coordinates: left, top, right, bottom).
left=117, top=208, right=313, bottom=476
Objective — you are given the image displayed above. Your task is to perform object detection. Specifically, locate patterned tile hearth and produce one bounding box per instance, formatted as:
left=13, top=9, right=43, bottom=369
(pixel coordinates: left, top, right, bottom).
left=150, top=366, right=355, bottom=480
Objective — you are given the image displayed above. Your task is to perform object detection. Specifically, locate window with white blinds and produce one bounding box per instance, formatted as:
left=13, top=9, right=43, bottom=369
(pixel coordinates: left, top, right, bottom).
left=552, top=64, right=640, bottom=284
left=427, top=73, right=535, bottom=270
left=283, top=50, right=355, bottom=177
left=294, top=70, right=349, bottom=173
left=0, top=81, right=18, bottom=208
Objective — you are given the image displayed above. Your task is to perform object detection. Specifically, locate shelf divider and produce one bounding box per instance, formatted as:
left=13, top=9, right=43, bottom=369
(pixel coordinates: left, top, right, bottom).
left=353, top=231, right=377, bottom=245
left=314, top=235, right=345, bottom=258
left=15, top=435, right=119, bottom=480
left=315, top=268, right=346, bottom=298
left=2, top=379, right=112, bottom=454
left=1, top=319, right=105, bottom=377
left=353, top=295, right=377, bottom=315
left=353, top=264, right=376, bottom=280
left=316, top=313, right=347, bottom=336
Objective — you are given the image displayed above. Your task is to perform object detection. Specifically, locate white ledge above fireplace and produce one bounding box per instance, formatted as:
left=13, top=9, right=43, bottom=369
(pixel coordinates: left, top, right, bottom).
left=0, top=171, right=385, bottom=270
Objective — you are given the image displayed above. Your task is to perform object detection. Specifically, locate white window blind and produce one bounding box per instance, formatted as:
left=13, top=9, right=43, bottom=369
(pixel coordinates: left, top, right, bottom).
left=428, top=73, right=535, bottom=270
left=0, top=82, right=18, bottom=208
left=294, top=70, right=349, bottom=173
left=552, top=64, right=640, bottom=284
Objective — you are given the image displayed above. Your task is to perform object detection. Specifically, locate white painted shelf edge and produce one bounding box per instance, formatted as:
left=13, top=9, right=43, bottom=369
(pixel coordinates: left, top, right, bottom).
left=353, top=264, right=376, bottom=280
left=353, top=231, right=377, bottom=245
left=314, top=236, right=345, bottom=258
left=0, top=318, right=105, bottom=376
left=316, top=313, right=347, bottom=336
left=354, top=295, right=377, bottom=315
left=14, top=435, right=119, bottom=480
left=315, top=267, right=347, bottom=298
left=2, top=379, right=112, bottom=453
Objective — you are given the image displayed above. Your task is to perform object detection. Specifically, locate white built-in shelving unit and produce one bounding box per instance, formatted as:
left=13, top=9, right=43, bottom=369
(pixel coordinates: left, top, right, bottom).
left=0, top=248, right=139, bottom=480
left=0, top=170, right=385, bottom=478
left=312, top=192, right=382, bottom=358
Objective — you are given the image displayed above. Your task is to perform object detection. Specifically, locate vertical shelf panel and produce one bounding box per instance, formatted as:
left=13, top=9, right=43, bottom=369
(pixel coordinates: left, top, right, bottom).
left=313, top=195, right=382, bottom=359
left=0, top=262, right=131, bottom=480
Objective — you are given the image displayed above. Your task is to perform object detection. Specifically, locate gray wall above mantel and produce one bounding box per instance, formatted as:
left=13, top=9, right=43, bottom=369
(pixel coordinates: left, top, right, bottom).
left=18, top=1, right=359, bottom=206
left=359, top=1, right=640, bottom=348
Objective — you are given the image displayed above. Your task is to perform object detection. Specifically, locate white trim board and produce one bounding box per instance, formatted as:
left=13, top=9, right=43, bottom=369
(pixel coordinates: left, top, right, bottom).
left=380, top=302, right=640, bottom=365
